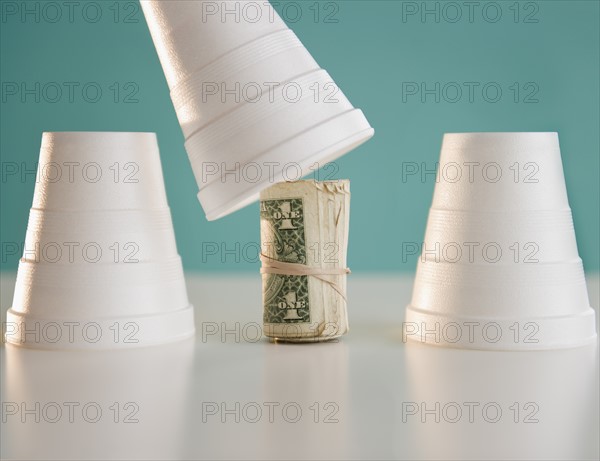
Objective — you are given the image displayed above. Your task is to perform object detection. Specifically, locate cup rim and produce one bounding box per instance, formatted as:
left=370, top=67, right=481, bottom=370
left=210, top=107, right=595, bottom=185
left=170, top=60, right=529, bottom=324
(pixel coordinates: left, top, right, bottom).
left=443, top=131, right=558, bottom=135
left=42, top=131, right=157, bottom=135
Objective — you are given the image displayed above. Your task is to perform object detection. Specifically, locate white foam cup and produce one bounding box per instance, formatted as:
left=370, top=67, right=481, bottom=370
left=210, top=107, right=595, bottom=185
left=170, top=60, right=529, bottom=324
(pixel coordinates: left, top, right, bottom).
left=5, top=132, right=195, bottom=349
left=140, top=0, right=374, bottom=220
left=405, top=132, right=597, bottom=350
left=32, top=131, right=168, bottom=210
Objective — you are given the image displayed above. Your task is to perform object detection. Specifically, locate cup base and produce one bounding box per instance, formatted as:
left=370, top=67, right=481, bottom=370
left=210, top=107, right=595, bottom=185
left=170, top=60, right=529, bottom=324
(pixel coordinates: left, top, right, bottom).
left=404, top=304, right=597, bottom=351
left=4, top=305, right=196, bottom=350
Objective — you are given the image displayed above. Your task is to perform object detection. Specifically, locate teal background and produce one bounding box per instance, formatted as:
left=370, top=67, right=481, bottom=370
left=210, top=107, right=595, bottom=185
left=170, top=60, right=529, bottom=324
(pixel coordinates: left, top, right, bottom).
left=1, top=0, right=599, bottom=273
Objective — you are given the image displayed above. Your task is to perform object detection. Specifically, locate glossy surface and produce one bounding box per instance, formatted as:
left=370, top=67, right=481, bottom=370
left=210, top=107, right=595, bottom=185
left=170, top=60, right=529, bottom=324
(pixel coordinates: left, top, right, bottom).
left=1, top=274, right=598, bottom=460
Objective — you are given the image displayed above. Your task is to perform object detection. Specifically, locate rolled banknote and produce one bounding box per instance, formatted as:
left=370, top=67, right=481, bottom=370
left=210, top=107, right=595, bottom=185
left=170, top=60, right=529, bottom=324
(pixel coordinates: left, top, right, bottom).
left=260, top=180, right=350, bottom=342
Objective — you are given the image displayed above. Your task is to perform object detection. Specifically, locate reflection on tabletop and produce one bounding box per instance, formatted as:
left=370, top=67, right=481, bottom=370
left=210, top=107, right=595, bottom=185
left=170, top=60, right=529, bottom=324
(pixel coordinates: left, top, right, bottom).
left=1, top=275, right=598, bottom=460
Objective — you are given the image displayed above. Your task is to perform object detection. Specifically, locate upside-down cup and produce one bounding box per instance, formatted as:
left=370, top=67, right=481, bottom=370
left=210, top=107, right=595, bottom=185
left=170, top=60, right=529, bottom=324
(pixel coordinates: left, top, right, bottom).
left=141, top=0, right=374, bottom=220
left=4, top=132, right=195, bottom=349
left=404, top=132, right=597, bottom=350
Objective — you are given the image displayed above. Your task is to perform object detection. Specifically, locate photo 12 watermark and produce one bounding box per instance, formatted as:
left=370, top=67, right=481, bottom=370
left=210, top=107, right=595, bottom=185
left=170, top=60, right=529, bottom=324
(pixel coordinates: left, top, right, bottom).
left=199, top=321, right=342, bottom=343
left=2, top=241, right=142, bottom=264
left=2, top=160, right=141, bottom=184
left=197, top=1, right=341, bottom=24
left=2, top=320, right=141, bottom=346
left=199, top=80, right=340, bottom=105
left=1, top=1, right=141, bottom=24
left=201, top=401, right=340, bottom=424
left=402, top=241, right=540, bottom=264
left=402, top=321, right=540, bottom=345
left=2, top=401, right=140, bottom=424
left=200, top=240, right=340, bottom=265
left=400, top=81, right=540, bottom=104
left=401, top=160, right=540, bottom=184
left=400, top=2, right=540, bottom=24
left=1, top=81, right=140, bottom=104
left=401, top=401, right=540, bottom=423
left=199, top=160, right=341, bottom=186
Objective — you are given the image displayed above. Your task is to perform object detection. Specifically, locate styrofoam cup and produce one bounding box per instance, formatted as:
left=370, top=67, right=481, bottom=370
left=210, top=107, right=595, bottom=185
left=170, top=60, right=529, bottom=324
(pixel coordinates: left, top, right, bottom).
left=421, top=209, right=579, bottom=264
left=23, top=208, right=179, bottom=263
left=405, top=132, right=597, bottom=350
left=33, top=132, right=169, bottom=210
left=5, top=132, right=195, bottom=349
left=170, top=29, right=320, bottom=136
left=141, top=0, right=374, bottom=220
left=141, top=0, right=288, bottom=88
left=431, top=132, right=570, bottom=211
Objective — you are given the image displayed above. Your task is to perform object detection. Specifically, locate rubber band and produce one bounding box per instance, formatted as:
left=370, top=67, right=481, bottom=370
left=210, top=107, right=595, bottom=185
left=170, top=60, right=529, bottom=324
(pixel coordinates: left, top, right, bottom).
left=260, top=253, right=350, bottom=301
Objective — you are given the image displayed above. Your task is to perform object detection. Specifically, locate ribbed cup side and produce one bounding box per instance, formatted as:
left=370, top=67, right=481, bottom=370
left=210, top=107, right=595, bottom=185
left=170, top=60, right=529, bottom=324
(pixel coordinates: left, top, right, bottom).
left=140, top=0, right=374, bottom=220
left=33, top=132, right=169, bottom=210
left=9, top=132, right=193, bottom=341
left=408, top=133, right=595, bottom=349
left=432, top=132, right=569, bottom=211
left=140, top=0, right=287, bottom=88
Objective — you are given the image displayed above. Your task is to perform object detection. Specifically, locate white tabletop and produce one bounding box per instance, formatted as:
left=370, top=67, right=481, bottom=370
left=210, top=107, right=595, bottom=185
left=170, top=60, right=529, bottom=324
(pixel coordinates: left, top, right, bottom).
left=1, top=273, right=599, bottom=460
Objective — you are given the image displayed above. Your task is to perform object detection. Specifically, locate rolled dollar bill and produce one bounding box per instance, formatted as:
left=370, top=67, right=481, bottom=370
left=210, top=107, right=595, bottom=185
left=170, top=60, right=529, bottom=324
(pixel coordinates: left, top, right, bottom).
left=260, top=180, right=350, bottom=342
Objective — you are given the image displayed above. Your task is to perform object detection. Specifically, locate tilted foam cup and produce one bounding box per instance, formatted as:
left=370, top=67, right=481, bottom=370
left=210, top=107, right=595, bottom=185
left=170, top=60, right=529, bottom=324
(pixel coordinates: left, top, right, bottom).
left=141, top=0, right=374, bottom=220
